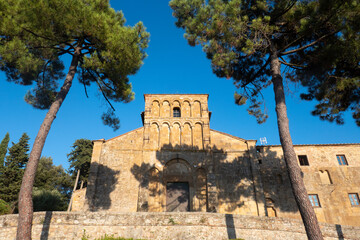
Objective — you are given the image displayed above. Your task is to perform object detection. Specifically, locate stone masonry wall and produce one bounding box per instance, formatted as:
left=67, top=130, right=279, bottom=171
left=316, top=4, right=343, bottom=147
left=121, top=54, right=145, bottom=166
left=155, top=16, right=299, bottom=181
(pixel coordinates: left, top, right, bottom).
left=258, top=144, right=360, bottom=227
left=1, top=212, right=360, bottom=240
left=82, top=94, right=264, bottom=216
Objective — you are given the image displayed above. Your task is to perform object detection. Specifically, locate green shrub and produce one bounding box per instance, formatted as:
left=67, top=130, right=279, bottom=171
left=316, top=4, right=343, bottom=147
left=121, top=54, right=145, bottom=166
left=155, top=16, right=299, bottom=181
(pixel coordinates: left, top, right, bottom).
left=33, top=188, right=67, bottom=211
left=0, top=199, right=11, bottom=215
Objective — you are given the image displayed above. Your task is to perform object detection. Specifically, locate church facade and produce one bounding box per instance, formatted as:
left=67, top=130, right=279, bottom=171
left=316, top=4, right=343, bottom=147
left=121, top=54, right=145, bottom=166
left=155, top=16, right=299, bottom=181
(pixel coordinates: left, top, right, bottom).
left=72, top=94, right=360, bottom=227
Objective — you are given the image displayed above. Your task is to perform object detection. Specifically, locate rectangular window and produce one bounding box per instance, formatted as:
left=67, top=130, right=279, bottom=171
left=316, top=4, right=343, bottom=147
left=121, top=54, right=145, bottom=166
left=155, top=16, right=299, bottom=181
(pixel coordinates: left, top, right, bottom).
left=337, top=155, right=348, bottom=165
left=308, top=194, right=320, bottom=207
left=349, top=193, right=360, bottom=206
left=298, top=155, right=309, bottom=166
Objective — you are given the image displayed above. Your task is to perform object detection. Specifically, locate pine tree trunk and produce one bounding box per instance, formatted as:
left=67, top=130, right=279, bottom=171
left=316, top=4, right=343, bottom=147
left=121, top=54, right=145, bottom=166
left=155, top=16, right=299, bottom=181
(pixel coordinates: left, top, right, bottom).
left=16, top=49, right=81, bottom=240
left=270, top=50, right=323, bottom=240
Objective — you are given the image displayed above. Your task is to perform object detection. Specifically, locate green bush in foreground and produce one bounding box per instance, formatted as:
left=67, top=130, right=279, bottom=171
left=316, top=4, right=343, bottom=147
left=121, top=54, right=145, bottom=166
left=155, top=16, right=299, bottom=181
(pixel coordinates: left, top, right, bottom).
left=0, top=199, right=11, bottom=215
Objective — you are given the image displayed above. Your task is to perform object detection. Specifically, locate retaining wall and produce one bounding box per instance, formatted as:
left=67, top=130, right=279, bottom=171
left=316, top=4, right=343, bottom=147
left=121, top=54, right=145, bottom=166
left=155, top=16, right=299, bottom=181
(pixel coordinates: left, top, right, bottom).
left=1, top=212, right=359, bottom=240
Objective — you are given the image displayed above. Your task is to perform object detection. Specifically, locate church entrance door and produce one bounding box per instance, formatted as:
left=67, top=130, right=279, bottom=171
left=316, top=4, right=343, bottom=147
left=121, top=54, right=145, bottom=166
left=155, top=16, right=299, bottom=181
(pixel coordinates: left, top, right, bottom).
left=166, top=182, right=190, bottom=212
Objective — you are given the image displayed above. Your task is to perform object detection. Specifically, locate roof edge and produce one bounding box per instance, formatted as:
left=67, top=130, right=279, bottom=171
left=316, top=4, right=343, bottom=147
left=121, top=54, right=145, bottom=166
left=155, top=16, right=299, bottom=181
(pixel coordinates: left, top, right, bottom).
left=210, top=129, right=251, bottom=143
left=104, top=127, right=144, bottom=142
left=259, top=143, right=360, bottom=147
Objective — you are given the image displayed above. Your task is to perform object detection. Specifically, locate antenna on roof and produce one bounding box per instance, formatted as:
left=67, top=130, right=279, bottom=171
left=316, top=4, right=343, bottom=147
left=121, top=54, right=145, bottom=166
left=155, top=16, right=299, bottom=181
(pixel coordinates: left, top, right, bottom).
left=260, top=137, right=267, bottom=145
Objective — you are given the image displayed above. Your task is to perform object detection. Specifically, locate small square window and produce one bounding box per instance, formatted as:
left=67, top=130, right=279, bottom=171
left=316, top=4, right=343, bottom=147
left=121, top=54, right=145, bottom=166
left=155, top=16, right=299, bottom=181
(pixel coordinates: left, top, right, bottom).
left=308, top=194, right=321, bottom=207
left=337, top=155, right=348, bottom=165
left=349, top=193, right=360, bottom=206
left=298, top=155, right=309, bottom=166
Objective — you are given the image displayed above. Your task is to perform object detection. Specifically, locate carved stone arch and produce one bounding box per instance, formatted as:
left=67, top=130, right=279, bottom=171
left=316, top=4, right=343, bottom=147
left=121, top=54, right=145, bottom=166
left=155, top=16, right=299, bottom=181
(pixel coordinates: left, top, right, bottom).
left=180, top=122, right=191, bottom=148
left=163, top=158, right=194, bottom=212
left=161, top=100, right=171, bottom=117
left=163, top=153, right=192, bottom=163
left=150, top=121, right=160, bottom=127
left=181, top=98, right=192, bottom=105
left=150, top=122, right=160, bottom=149
left=172, top=120, right=182, bottom=126
left=151, top=100, right=160, bottom=117
left=265, top=198, right=277, bottom=217
left=164, top=158, right=193, bottom=177
left=193, top=122, right=203, bottom=149
left=319, top=170, right=332, bottom=184
left=193, top=100, right=201, bottom=117
left=267, top=206, right=277, bottom=217
left=172, top=100, right=181, bottom=108
left=160, top=122, right=170, bottom=148
left=265, top=198, right=275, bottom=206
left=182, top=100, right=191, bottom=117
left=161, top=120, right=171, bottom=125
left=171, top=122, right=181, bottom=147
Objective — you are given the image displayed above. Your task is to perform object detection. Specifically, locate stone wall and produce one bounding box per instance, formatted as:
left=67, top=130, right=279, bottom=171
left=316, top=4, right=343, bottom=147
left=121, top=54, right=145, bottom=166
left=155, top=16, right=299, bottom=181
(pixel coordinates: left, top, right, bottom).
left=83, top=128, right=260, bottom=215
left=78, top=94, right=360, bottom=228
left=1, top=212, right=359, bottom=240
left=258, top=144, right=360, bottom=227
left=82, top=93, right=264, bottom=216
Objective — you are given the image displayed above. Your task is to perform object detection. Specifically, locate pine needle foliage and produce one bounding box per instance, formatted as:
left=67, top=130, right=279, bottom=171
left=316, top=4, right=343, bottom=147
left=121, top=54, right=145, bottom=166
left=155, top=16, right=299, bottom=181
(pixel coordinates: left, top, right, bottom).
left=170, top=1, right=359, bottom=239
left=170, top=0, right=360, bottom=125
left=0, top=0, right=149, bottom=129
left=0, top=1, right=149, bottom=238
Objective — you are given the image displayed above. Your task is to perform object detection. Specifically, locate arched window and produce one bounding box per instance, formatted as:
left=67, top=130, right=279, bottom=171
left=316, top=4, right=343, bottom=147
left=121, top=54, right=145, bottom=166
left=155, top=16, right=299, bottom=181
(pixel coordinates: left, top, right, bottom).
left=173, top=107, right=181, bottom=117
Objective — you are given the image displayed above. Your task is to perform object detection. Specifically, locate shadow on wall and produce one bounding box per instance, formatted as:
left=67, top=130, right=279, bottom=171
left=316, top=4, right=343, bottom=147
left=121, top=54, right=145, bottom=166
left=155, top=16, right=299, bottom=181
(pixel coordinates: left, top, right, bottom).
left=40, top=211, right=52, bottom=240
left=85, top=163, right=120, bottom=211
left=336, top=224, right=344, bottom=240
left=259, top=147, right=300, bottom=216
left=130, top=143, right=299, bottom=215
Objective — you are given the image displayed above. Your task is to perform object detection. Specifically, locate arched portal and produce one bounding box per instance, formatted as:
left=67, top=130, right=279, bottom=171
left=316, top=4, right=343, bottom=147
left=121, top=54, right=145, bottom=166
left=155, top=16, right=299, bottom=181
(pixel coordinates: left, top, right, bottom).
left=163, top=159, right=193, bottom=212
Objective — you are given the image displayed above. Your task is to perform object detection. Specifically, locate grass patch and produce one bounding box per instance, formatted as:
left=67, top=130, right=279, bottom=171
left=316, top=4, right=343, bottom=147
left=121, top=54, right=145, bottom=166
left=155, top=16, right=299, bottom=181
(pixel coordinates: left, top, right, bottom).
left=81, top=231, right=145, bottom=240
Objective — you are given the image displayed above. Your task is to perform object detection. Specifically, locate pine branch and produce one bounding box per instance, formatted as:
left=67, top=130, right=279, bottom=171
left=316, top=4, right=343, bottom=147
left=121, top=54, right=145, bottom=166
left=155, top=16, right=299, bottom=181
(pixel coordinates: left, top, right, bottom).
left=280, top=31, right=338, bottom=56
left=271, top=0, right=297, bottom=24
left=86, top=70, right=116, bottom=111
left=81, top=69, right=89, bottom=98
left=279, top=58, right=305, bottom=70
left=241, top=56, right=271, bottom=88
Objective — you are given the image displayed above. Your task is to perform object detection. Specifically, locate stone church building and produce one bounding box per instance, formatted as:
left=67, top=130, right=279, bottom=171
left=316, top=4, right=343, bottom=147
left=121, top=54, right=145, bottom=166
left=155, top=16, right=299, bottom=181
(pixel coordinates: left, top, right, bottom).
left=72, top=94, right=360, bottom=227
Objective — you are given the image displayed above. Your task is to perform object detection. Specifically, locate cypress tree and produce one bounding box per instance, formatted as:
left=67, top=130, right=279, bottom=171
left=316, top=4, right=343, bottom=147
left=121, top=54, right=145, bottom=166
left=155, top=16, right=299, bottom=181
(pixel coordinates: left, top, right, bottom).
left=0, top=133, right=30, bottom=203
left=0, top=132, right=10, bottom=170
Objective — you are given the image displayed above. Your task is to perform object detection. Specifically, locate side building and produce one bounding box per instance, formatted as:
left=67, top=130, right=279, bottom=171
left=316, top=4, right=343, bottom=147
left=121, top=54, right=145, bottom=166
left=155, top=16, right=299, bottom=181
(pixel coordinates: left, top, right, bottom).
left=72, top=94, right=360, bottom=227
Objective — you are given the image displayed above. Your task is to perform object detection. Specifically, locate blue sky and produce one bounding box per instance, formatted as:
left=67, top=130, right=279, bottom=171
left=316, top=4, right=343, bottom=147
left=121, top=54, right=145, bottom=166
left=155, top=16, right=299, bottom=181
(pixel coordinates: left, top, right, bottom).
left=0, top=0, right=359, bottom=169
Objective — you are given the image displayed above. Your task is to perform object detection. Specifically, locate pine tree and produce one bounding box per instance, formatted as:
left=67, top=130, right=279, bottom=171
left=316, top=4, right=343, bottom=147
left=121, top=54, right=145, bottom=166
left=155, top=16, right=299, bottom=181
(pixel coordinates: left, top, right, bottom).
left=0, top=1, right=149, bottom=238
left=0, top=133, right=30, bottom=203
left=67, top=139, right=93, bottom=185
left=170, top=0, right=359, bottom=239
left=0, top=133, right=10, bottom=170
